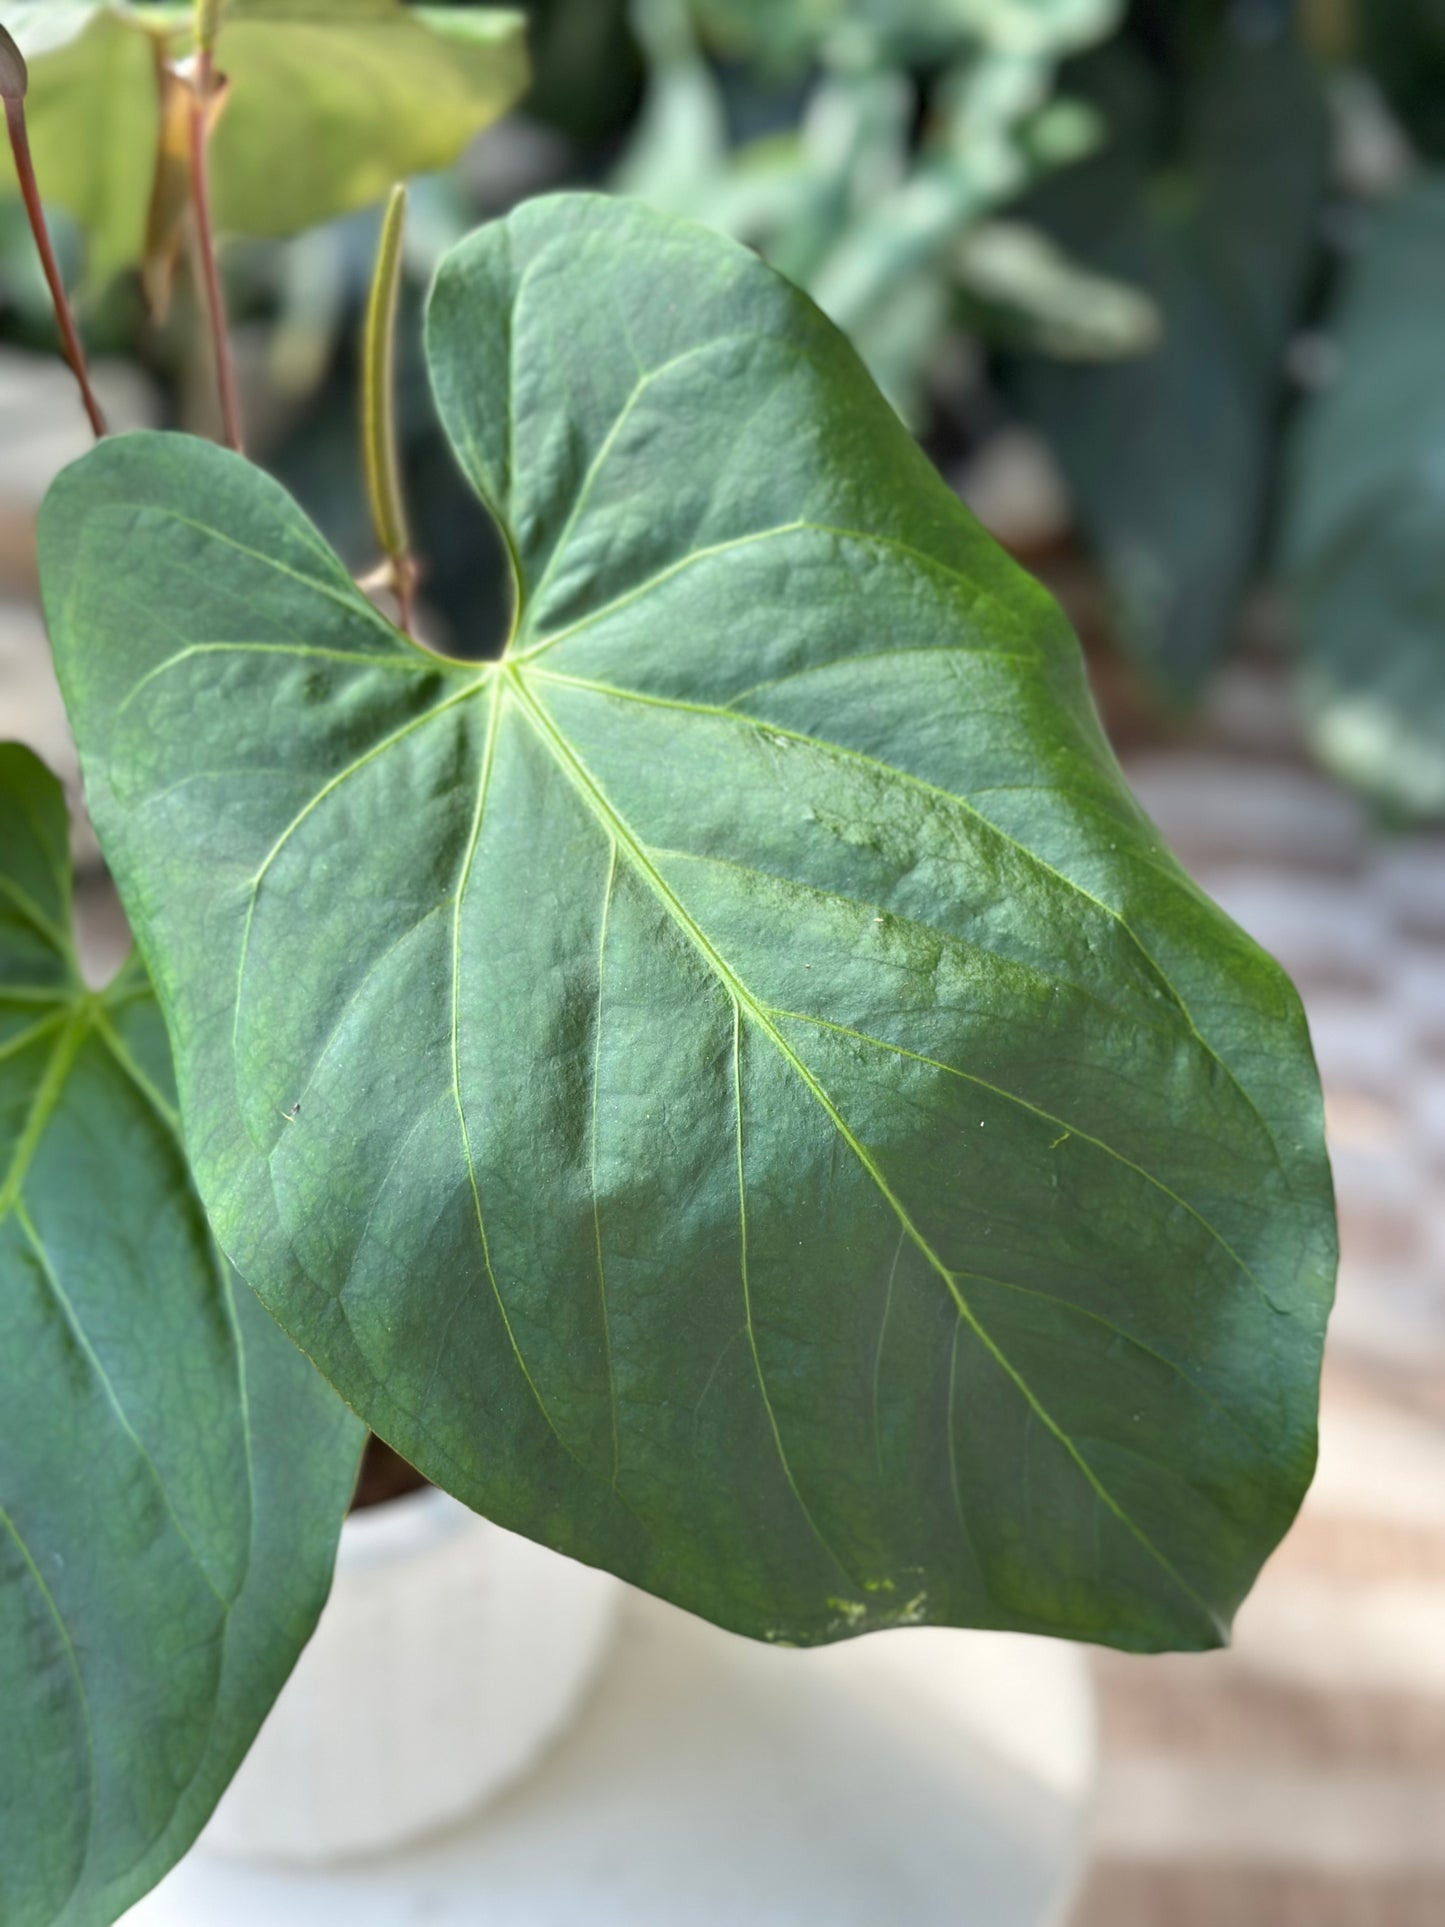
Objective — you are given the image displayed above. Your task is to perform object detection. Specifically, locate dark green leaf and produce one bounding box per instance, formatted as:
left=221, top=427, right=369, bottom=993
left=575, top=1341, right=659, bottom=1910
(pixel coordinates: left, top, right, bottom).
left=1012, top=20, right=1328, bottom=695
left=43, top=195, right=1334, bottom=1654
left=0, top=745, right=361, bottom=1927
left=1283, top=175, right=1445, bottom=818
left=692, top=0, right=1122, bottom=67
left=1357, top=0, right=1445, bottom=159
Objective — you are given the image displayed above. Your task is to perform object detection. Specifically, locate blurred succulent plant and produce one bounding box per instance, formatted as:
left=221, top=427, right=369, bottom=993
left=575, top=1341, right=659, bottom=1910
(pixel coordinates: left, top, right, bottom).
left=616, top=0, right=1155, bottom=423
left=1009, top=2, right=1330, bottom=698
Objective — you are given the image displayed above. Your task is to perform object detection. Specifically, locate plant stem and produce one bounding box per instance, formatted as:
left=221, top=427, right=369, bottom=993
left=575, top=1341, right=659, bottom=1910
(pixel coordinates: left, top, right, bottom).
left=187, top=48, right=242, bottom=452
left=361, top=184, right=417, bottom=634
left=3, top=96, right=107, bottom=439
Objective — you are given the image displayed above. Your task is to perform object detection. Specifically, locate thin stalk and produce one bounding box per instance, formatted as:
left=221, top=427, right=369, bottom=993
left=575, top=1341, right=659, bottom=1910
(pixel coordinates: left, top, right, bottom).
left=195, top=0, right=224, bottom=53
left=361, top=184, right=417, bottom=633
left=187, top=46, right=242, bottom=452
left=0, top=28, right=106, bottom=438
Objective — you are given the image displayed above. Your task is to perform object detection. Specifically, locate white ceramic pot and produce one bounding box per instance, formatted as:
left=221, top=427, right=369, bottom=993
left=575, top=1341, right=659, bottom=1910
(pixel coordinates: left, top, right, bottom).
left=200, top=1486, right=622, bottom=1866
left=129, top=1587, right=1095, bottom=1925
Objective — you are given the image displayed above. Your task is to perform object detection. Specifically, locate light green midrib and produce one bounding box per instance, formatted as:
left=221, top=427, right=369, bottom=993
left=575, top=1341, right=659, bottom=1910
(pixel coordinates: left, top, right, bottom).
left=506, top=666, right=1227, bottom=1640
left=446, top=676, right=594, bottom=1471
left=115, top=640, right=436, bottom=722
left=89, top=1005, right=181, bottom=1133
left=0, top=1009, right=69, bottom=1071
left=516, top=329, right=779, bottom=625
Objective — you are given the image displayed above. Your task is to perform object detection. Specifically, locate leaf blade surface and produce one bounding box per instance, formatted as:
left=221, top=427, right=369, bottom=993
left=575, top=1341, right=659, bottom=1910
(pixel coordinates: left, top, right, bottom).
left=43, top=194, right=1335, bottom=1653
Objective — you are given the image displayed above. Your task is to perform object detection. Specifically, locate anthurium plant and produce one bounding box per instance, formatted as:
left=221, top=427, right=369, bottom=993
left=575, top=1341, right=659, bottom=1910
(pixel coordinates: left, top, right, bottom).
left=1, top=4, right=1335, bottom=1922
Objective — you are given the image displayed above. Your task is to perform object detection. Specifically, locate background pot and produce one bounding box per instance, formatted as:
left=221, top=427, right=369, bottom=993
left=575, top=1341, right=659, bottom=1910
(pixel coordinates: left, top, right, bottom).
left=201, top=1485, right=623, bottom=1866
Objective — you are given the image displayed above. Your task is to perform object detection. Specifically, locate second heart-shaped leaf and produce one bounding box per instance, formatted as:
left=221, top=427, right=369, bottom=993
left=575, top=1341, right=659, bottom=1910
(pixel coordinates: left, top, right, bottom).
left=0, top=745, right=361, bottom=1927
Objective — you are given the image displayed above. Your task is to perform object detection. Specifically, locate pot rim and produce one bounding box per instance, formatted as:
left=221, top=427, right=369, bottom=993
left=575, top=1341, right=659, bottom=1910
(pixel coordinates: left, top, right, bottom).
left=337, top=1481, right=476, bottom=1575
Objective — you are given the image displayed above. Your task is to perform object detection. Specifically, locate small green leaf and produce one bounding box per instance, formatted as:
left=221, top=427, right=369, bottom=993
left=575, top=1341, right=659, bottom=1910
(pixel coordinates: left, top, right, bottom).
left=1, top=3, right=528, bottom=283
left=1283, top=174, right=1445, bottom=818
left=43, top=195, right=1335, bottom=1654
left=0, top=744, right=361, bottom=1927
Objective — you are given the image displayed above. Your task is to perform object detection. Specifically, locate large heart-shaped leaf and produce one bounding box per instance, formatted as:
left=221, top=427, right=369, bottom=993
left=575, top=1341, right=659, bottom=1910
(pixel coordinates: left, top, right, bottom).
left=2, top=2, right=528, bottom=284
left=0, top=746, right=361, bottom=1926
left=43, top=194, right=1335, bottom=1652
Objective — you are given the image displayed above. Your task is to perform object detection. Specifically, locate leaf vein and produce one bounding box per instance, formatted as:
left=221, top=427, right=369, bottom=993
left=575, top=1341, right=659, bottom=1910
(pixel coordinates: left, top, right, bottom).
left=510, top=668, right=1225, bottom=1638
left=529, top=664, right=1286, bottom=1178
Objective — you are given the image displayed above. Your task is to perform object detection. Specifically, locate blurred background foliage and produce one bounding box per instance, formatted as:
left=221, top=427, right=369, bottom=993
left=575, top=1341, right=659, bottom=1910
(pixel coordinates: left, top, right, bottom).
left=2, top=0, right=1443, bottom=818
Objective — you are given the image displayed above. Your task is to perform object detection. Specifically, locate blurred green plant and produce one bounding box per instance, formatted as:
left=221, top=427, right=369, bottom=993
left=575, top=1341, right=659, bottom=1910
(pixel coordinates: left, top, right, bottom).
left=1009, top=3, right=1329, bottom=697
left=0, top=1, right=527, bottom=288
left=691, top=0, right=1121, bottom=70
left=519, top=0, right=643, bottom=138
left=1283, top=175, right=1445, bottom=818
left=617, top=0, right=1156, bottom=422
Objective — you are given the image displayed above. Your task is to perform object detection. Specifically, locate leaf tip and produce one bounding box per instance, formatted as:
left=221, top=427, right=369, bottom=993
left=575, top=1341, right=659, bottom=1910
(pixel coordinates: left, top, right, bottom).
left=0, top=22, right=28, bottom=102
